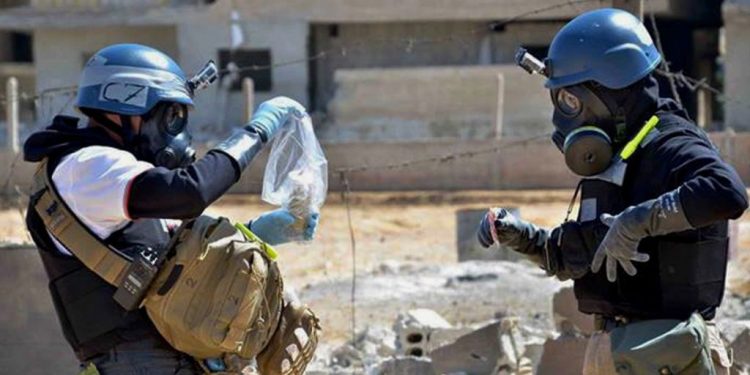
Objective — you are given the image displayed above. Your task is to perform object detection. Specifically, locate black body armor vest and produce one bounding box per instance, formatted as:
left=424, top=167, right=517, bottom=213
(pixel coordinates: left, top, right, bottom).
left=26, top=150, right=172, bottom=361
left=572, top=117, right=729, bottom=320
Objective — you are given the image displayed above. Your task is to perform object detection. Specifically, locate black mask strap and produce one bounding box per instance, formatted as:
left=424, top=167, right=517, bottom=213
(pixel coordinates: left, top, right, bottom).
left=119, top=114, right=136, bottom=147
left=81, top=108, right=125, bottom=140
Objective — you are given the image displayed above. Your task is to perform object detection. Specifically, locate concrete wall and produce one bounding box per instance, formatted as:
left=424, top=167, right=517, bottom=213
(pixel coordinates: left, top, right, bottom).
left=0, top=247, right=79, bottom=374
left=723, top=0, right=750, bottom=132
left=322, top=65, right=552, bottom=142
left=310, top=21, right=563, bottom=113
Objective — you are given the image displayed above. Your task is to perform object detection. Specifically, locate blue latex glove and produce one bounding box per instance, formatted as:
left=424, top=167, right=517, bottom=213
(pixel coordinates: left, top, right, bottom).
left=245, top=96, right=307, bottom=143
left=203, top=358, right=226, bottom=373
left=250, top=208, right=320, bottom=245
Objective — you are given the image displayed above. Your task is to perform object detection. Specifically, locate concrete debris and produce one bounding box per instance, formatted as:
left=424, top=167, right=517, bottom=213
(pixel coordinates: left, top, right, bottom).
left=430, top=317, right=532, bottom=375
left=369, top=356, right=436, bottom=375
left=394, top=309, right=452, bottom=356
left=552, top=286, right=595, bottom=336
left=328, top=326, right=398, bottom=370
left=720, top=320, right=750, bottom=368
left=536, top=335, right=588, bottom=375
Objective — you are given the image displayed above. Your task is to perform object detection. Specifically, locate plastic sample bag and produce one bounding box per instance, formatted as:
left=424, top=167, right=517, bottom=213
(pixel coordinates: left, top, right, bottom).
left=262, top=114, right=328, bottom=241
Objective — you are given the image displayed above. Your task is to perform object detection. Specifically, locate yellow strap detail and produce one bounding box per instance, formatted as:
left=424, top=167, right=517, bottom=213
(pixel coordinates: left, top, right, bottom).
left=79, top=363, right=100, bottom=375
left=235, top=222, right=279, bottom=260
left=619, top=115, right=660, bottom=160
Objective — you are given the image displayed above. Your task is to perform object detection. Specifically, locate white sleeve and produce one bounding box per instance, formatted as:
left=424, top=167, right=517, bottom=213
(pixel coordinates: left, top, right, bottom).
left=52, top=146, right=154, bottom=239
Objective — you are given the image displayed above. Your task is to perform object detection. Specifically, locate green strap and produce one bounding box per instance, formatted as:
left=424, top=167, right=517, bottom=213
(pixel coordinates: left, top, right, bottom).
left=235, top=222, right=279, bottom=260
left=619, top=115, right=660, bottom=160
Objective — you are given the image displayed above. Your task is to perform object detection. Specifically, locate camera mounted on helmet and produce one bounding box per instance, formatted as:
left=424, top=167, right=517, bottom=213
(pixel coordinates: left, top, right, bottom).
left=187, top=60, right=218, bottom=95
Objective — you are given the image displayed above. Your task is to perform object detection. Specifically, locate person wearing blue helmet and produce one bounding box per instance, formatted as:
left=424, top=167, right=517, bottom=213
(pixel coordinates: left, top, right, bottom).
left=23, top=44, right=320, bottom=374
left=478, top=8, right=746, bottom=374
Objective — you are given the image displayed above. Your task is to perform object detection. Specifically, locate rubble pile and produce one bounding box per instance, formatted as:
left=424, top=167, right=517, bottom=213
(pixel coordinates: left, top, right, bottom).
left=305, top=258, right=750, bottom=374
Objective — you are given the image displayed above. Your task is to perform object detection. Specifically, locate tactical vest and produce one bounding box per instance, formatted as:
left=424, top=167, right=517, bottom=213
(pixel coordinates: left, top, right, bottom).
left=26, top=155, right=169, bottom=361
left=29, top=155, right=284, bottom=362
left=572, top=115, right=729, bottom=320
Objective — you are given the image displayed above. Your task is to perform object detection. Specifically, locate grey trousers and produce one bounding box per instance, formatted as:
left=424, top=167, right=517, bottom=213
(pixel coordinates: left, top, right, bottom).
left=81, top=338, right=202, bottom=375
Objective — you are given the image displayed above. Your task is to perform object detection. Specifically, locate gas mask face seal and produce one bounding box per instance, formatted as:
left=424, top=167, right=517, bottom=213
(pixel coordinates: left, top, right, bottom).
left=134, top=102, right=196, bottom=169
left=550, top=84, right=624, bottom=177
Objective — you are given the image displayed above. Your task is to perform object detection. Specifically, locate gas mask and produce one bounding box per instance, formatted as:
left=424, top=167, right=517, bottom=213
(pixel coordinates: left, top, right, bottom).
left=132, top=102, right=196, bottom=169
left=515, top=47, right=626, bottom=177
left=550, top=84, right=626, bottom=176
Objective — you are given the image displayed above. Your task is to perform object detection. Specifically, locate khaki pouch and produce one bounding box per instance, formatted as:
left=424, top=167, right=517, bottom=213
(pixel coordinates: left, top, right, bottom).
left=144, top=216, right=284, bottom=360
left=609, top=312, right=715, bottom=375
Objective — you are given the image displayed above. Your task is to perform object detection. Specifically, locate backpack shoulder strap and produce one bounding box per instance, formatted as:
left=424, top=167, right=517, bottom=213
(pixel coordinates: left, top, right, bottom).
left=32, top=159, right=131, bottom=286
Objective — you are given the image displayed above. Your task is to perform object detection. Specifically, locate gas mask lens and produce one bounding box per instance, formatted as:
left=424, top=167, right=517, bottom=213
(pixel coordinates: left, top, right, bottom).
left=162, top=103, right=187, bottom=135
left=554, top=88, right=582, bottom=117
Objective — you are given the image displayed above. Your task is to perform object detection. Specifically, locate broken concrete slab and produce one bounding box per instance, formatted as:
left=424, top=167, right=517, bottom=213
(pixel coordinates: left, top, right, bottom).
left=536, top=335, right=588, bottom=375
left=372, top=356, right=436, bottom=375
left=552, top=286, right=595, bottom=336
left=430, top=318, right=530, bottom=375
left=457, top=207, right=526, bottom=262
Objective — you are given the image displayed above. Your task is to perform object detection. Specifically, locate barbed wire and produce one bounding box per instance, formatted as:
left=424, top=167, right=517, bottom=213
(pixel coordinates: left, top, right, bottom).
left=334, top=132, right=550, bottom=175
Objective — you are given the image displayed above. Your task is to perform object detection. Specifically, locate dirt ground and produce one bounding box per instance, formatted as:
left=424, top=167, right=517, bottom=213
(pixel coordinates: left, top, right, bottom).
left=3, top=189, right=749, bottom=347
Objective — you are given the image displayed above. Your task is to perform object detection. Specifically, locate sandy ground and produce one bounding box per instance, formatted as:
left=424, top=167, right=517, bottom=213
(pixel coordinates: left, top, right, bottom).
left=2, top=189, right=749, bottom=347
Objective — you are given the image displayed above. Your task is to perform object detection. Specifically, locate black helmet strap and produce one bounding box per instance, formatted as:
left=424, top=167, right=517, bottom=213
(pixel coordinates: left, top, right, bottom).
left=80, top=107, right=138, bottom=151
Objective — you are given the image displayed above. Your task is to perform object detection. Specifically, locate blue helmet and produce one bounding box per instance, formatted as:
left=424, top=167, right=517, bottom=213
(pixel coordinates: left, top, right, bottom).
left=75, top=43, right=193, bottom=116
left=545, top=8, right=661, bottom=90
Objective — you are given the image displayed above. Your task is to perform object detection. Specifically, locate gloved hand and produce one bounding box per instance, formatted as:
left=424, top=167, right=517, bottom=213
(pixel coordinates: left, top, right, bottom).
left=591, top=189, right=693, bottom=282
left=477, top=208, right=549, bottom=255
left=250, top=208, right=320, bottom=246
left=245, top=96, right=307, bottom=143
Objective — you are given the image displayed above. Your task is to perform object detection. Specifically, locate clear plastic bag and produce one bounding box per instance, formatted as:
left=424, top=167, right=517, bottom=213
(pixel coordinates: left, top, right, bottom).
left=262, top=114, right=328, bottom=241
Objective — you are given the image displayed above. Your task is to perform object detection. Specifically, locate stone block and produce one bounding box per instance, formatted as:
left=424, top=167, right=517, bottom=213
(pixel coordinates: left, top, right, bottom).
left=536, top=335, right=588, bottom=375
left=552, top=286, right=595, bottom=336
left=457, top=207, right=526, bottom=262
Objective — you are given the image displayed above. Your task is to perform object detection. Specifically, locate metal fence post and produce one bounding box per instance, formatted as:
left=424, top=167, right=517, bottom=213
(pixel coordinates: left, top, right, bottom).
left=5, top=77, right=19, bottom=154
left=242, top=77, right=254, bottom=122
left=494, top=74, right=504, bottom=140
